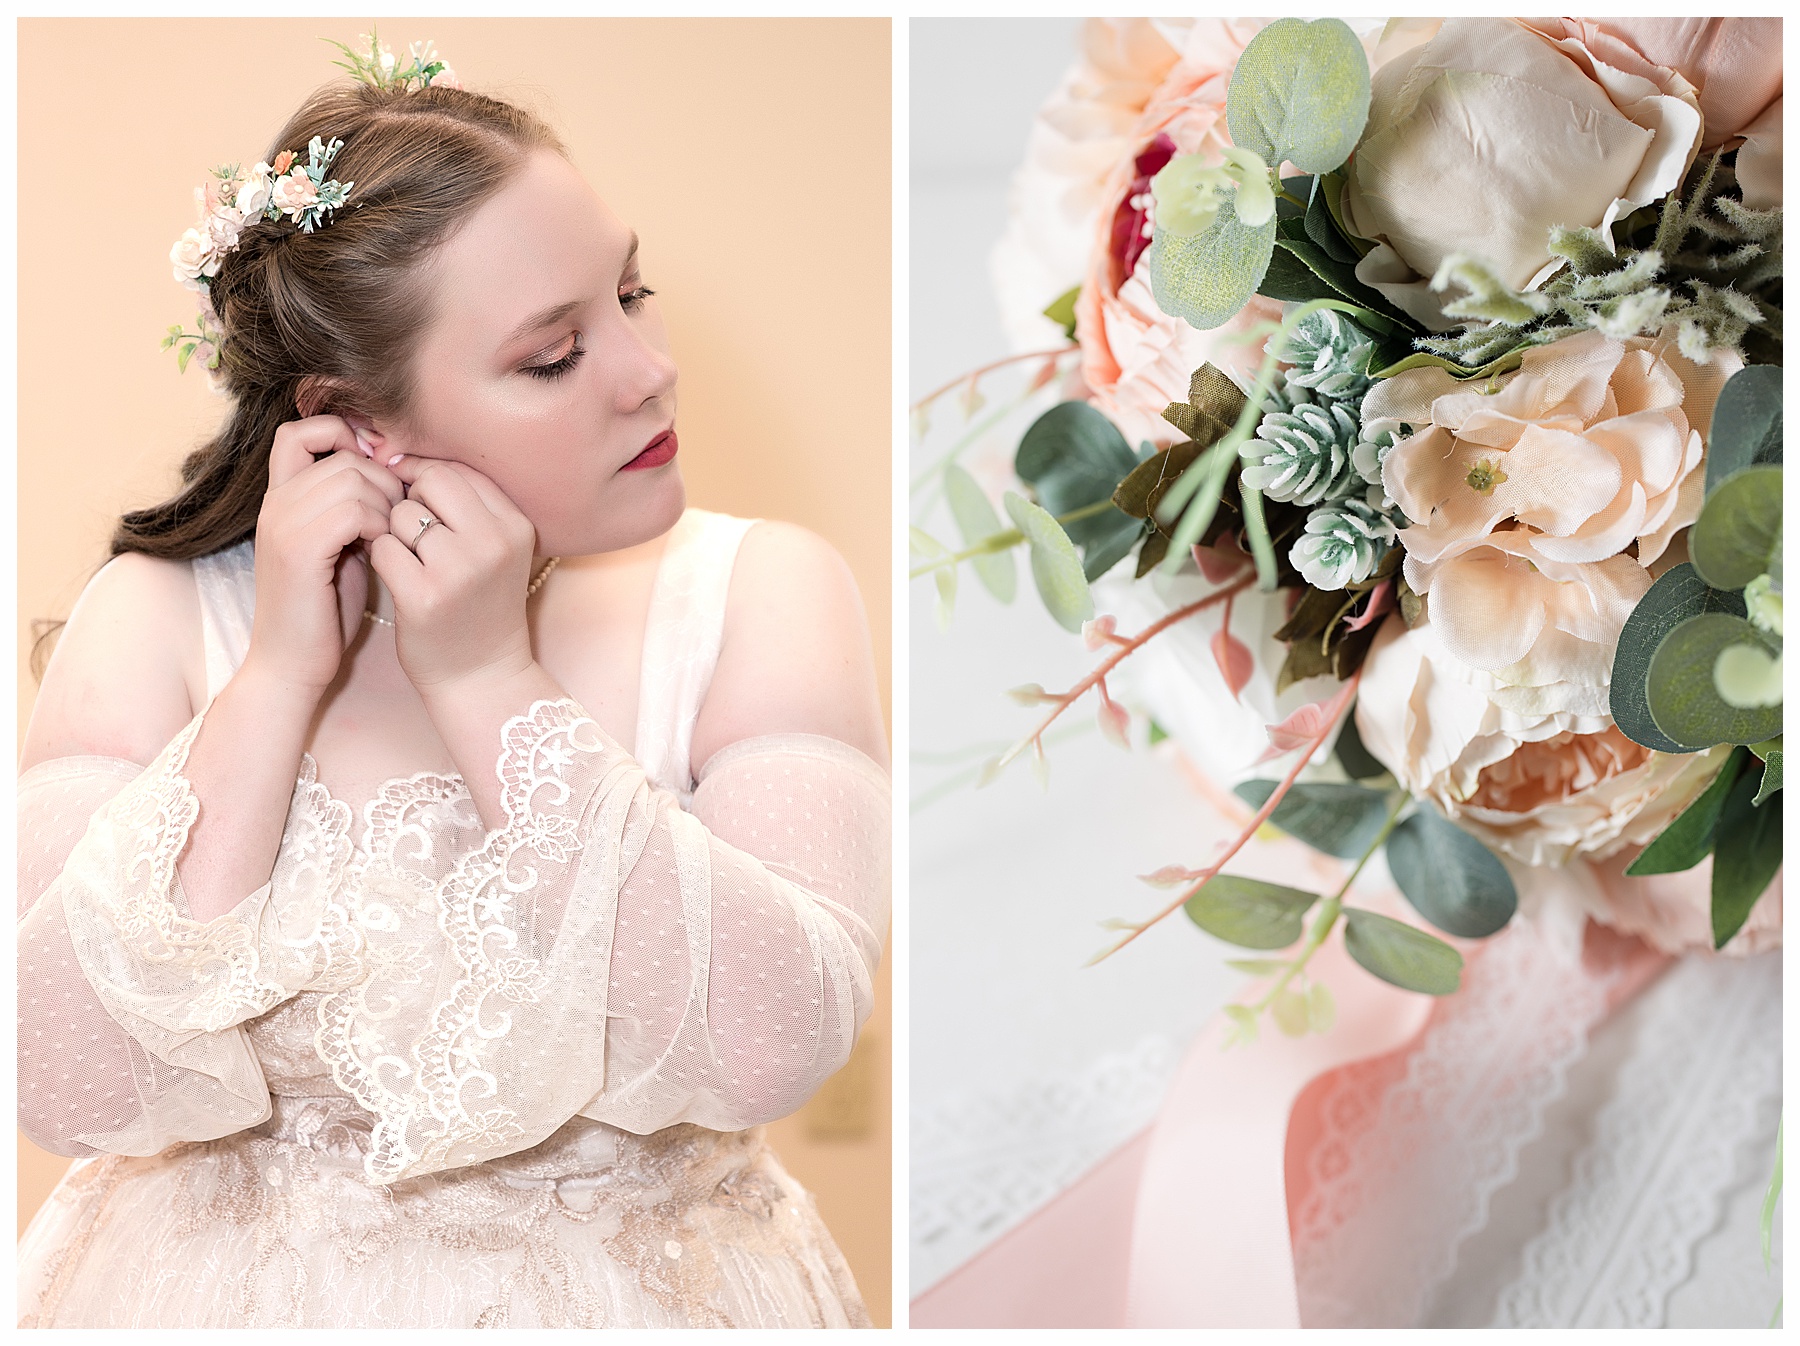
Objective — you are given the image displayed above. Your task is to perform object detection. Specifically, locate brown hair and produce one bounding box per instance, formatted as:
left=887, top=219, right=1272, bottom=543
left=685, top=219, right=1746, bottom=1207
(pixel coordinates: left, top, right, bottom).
left=114, top=79, right=563, bottom=562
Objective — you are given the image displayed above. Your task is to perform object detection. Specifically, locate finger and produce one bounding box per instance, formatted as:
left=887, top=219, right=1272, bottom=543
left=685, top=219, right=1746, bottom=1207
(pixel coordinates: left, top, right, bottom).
left=313, top=498, right=394, bottom=555
left=393, top=458, right=491, bottom=531
left=267, top=416, right=365, bottom=489
left=298, top=467, right=408, bottom=535
left=390, top=455, right=524, bottom=522
left=388, top=498, right=449, bottom=553
left=369, top=531, right=426, bottom=603
left=290, top=448, right=408, bottom=509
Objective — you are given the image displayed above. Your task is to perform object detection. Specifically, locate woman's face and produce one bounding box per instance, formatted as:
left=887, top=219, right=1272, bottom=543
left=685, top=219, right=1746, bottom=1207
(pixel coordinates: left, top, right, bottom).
left=379, top=148, right=684, bottom=556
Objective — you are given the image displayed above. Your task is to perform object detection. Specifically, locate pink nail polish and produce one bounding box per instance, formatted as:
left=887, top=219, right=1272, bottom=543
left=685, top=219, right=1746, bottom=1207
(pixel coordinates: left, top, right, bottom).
left=387, top=453, right=405, bottom=467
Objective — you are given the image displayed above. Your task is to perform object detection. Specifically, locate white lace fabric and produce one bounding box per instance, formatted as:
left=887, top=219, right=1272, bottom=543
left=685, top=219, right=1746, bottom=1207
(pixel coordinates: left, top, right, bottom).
left=17, top=509, right=889, bottom=1328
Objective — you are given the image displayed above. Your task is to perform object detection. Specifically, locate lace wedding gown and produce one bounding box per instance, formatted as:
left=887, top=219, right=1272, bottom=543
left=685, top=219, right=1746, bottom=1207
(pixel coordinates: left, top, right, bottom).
left=17, top=509, right=889, bottom=1328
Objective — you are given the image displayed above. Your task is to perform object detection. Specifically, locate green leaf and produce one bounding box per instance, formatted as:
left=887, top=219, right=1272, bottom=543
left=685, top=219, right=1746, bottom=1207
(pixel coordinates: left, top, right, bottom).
left=1015, top=401, right=1144, bottom=580
left=1385, top=810, right=1518, bottom=938
left=1706, top=364, right=1783, bottom=495
left=1612, top=564, right=1748, bottom=753
left=1224, top=958, right=1289, bottom=977
left=1272, top=988, right=1311, bottom=1037
left=1222, top=1003, right=1260, bottom=1046
left=1184, top=874, right=1320, bottom=950
left=1626, top=746, right=1747, bottom=874
left=1342, top=907, right=1463, bottom=996
left=1147, top=187, right=1278, bottom=331
left=1689, top=463, right=1782, bottom=591
left=1754, top=748, right=1782, bottom=806
left=1233, top=779, right=1392, bottom=859
left=1002, top=491, right=1095, bottom=632
left=1226, top=18, right=1372, bottom=176
left=942, top=464, right=1017, bottom=603
left=1646, top=611, right=1784, bottom=748
left=1306, top=981, right=1337, bottom=1033
left=1371, top=349, right=1527, bottom=383
left=1269, top=215, right=1406, bottom=333
left=1043, top=286, right=1080, bottom=340
left=1334, top=711, right=1389, bottom=780
left=1710, top=763, right=1782, bottom=947
left=1304, top=173, right=1361, bottom=264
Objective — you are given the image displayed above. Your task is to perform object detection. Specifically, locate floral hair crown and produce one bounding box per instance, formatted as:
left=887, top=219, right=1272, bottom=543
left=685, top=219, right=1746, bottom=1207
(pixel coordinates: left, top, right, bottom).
left=163, top=32, right=460, bottom=375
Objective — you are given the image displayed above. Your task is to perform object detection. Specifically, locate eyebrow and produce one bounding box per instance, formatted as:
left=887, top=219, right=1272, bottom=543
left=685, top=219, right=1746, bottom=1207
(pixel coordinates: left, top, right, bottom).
left=502, top=232, right=641, bottom=346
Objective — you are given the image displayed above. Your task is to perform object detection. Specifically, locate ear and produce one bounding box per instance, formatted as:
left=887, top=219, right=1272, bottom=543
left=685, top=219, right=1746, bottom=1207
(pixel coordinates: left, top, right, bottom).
left=295, top=374, right=354, bottom=420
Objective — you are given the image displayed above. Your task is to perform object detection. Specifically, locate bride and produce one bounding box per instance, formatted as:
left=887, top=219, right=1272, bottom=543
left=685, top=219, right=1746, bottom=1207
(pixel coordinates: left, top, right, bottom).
left=16, top=45, right=889, bottom=1329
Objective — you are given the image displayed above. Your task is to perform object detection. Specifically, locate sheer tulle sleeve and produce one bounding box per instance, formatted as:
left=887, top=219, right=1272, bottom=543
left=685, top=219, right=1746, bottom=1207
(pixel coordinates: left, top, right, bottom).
left=17, top=716, right=349, bottom=1157
left=322, top=699, right=890, bottom=1183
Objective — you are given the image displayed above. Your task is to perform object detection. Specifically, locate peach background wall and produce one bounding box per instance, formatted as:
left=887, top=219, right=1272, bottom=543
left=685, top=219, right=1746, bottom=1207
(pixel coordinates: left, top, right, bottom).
left=16, top=17, right=892, bottom=1325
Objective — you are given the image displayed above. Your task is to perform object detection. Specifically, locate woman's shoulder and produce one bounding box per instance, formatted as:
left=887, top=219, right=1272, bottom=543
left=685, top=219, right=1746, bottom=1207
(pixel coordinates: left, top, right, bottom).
left=21, top=550, right=208, bottom=769
left=696, top=517, right=888, bottom=768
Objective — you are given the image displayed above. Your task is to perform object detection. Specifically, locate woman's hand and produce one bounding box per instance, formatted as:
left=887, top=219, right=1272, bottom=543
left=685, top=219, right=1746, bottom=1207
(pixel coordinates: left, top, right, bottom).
left=370, top=457, right=541, bottom=696
left=245, top=416, right=406, bottom=695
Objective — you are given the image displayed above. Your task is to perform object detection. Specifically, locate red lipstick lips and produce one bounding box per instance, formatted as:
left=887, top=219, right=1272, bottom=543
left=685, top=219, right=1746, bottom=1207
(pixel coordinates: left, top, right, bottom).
left=621, top=430, right=678, bottom=471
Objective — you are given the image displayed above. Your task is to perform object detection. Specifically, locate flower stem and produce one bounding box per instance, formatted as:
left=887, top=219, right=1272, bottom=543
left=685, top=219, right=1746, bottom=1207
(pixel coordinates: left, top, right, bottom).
left=1252, top=790, right=1407, bottom=1011
left=1089, top=668, right=1362, bottom=963
left=908, top=499, right=1120, bottom=578
left=910, top=346, right=1076, bottom=415
left=997, top=574, right=1258, bottom=780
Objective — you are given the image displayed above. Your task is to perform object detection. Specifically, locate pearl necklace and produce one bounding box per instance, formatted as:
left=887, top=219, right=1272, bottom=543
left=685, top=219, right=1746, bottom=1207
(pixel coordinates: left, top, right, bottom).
left=363, top=556, right=560, bottom=628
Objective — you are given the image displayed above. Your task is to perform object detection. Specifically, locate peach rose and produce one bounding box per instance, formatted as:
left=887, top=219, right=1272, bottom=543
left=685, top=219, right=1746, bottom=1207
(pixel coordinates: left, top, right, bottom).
left=1069, top=20, right=1283, bottom=445
left=272, top=170, right=319, bottom=218
left=992, top=19, right=1185, bottom=350
left=1522, top=18, right=1781, bottom=150
left=1355, top=612, right=1728, bottom=867
left=1343, top=19, right=1703, bottom=330
left=1365, top=328, right=1741, bottom=710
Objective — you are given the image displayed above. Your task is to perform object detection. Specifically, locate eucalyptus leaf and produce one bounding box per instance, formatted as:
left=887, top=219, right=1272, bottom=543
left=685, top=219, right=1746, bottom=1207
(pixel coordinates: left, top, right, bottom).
left=1002, top=491, right=1095, bottom=632
left=1612, top=564, right=1748, bottom=753
left=1342, top=908, right=1463, bottom=996
left=1272, top=989, right=1311, bottom=1037
left=942, top=464, right=1017, bottom=603
left=1705, top=364, right=1783, bottom=494
left=1754, top=748, right=1782, bottom=806
left=1234, top=779, right=1392, bottom=859
left=1015, top=401, right=1144, bottom=580
left=1306, top=981, right=1337, bottom=1033
left=1385, top=810, right=1518, bottom=938
left=1626, top=746, right=1746, bottom=875
left=1689, top=463, right=1782, bottom=591
left=1147, top=188, right=1277, bottom=331
left=1226, top=17, right=1371, bottom=176
left=1711, top=764, right=1782, bottom=948
left=1225, top=958, right=1289, bottom=977
left=1184, top=874, right=1319, bottom=950
left=1646, top=611, right=1784, bottom=748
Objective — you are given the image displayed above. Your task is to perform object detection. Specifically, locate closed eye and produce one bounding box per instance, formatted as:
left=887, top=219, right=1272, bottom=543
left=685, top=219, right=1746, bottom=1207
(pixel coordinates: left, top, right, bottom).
left=522, top=332, right=585, bottom=381
left=621, top=284, right=656, bottom=311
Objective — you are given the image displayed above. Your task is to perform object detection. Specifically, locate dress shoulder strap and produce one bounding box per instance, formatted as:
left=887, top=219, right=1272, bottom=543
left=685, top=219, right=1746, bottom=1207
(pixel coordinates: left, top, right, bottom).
left=633, top=509, right=759, bottom=796
left=192, top=539, right=258, bottom=706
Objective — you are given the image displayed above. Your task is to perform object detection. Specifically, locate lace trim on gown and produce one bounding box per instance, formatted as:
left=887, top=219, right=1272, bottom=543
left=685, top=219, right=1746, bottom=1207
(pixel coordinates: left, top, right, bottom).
left=18, top=510, right=887, bottom=1328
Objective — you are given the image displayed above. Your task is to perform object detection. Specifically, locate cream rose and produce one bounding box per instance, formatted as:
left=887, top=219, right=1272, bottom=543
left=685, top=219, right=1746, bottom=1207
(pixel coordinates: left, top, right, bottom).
left=272, top=170, right=319, bottom=218
left=236, top=167, right=273, bottom=219
left=1343, top=18, right=1704, bottom=331
left=1365, top=328, right=1741, bottom=712
left=1355, top=612, right=1727, bottom=868
left=170, top=227, right=218, bottom=289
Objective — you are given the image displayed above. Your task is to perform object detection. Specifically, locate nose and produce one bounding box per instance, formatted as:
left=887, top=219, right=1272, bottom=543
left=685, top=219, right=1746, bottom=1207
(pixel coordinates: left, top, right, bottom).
left=607, top=314, right=678, bottom=414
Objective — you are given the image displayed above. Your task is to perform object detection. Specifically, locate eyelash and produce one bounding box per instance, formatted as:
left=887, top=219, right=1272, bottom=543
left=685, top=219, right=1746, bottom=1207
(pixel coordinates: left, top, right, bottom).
left=520, top=287, right=656, bottom=381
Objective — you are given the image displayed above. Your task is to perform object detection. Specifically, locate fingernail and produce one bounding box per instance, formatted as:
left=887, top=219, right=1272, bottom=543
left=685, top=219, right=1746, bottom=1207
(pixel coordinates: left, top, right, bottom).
left=353, top=431, right=373, bottom=457
left=387, top=453, right=405, bottom=467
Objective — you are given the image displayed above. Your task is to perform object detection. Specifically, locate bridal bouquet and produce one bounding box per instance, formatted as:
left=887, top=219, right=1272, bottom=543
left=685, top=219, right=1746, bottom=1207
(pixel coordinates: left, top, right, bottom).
left=912, top=17, right=1782, bottom=1039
